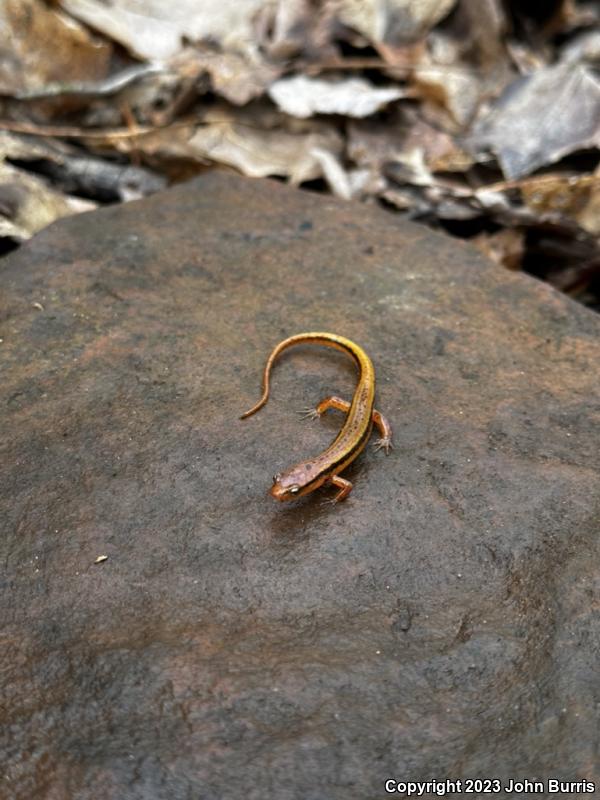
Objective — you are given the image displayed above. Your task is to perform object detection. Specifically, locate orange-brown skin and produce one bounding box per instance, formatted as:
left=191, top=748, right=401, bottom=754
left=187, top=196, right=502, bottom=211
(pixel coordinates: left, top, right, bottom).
left=240, top=333, right=392, bottom=502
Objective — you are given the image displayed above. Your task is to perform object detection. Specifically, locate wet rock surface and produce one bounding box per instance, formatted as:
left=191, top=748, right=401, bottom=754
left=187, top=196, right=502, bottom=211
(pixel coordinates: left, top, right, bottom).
left=1, top=172, right=599, bottom=800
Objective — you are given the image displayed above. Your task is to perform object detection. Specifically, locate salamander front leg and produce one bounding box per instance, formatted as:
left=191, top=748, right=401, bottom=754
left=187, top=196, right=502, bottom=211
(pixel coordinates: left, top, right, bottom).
left=298, top=395, right=350, bottom=420
left=329, top=474, right=353, bottom=502
left=300, top=396, right=393, bottom=453
left=372, top=410, right=393, bottom=454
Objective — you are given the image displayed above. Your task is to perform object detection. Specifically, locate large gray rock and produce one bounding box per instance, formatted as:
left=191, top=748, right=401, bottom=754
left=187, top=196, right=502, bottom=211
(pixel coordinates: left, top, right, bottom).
left=1, top=173, right=599, bottom=799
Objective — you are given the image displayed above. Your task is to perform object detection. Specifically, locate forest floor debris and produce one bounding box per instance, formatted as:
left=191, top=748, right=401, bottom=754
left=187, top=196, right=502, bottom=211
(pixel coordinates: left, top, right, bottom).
left=0, top=0, right=598, bottom=308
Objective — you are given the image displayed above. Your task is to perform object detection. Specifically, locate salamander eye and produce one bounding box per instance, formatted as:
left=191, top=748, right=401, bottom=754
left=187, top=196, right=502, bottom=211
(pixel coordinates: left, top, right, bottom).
left=289, top=485, right=300, bottom=494
left=273, top=473, right=281, bottom=484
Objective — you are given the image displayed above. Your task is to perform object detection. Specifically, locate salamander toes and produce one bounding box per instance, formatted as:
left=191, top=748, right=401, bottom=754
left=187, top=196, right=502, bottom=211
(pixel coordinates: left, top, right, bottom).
left=373, top=437, right=393, bottom=454
left=297, top=407, right=320, bottom=420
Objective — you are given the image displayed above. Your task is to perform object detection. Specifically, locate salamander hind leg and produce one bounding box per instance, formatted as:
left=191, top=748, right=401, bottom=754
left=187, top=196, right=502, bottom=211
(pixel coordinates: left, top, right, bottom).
left=329, top=474, right=353, bottom=503
left=299, top=395, right=350, bottom=421
left=372, top=409, right=393, bottom=454
left=317, top=396, right=351, bottom=415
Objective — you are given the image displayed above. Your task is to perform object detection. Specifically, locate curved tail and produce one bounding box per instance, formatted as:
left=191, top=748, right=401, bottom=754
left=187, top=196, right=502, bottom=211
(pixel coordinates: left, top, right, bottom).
left=240, top=332, right=366, bottom=420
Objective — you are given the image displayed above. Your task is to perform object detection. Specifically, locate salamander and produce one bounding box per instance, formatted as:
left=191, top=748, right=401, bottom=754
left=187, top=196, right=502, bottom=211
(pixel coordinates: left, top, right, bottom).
left=240, top=332, right=392, bottom=502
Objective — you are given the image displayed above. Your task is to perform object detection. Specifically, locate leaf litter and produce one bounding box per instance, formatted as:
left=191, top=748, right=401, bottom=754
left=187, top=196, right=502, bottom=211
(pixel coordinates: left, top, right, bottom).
left=0, top=0, right=599, bottom=308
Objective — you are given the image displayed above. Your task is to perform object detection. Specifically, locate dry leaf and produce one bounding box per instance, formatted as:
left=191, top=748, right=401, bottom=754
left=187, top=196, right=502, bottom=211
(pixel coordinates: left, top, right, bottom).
left=310, top=147, right=352, bottom=198
left=347, top=114, right=410, bottom=169
left=519, top=173, right=600, bottom=236
left=1, top=0, right=598, bottom=312
left=0, top=162, right=95, bottom=241
left=0, top=131, right=72, bottom=163
left=473, top=228, right=525, bottom=270
left=0, top=0, right=111, bottom=95
left=260, top=0, right=311, bottom=58
left=348, top=112, right=473, bottom=182
left=406, top=30, right=489, bottom=128
left=111, top=106, right=343, bottom=184
left=384, top=147, right=433, bottom=186
left=469, top=62, right=600, bottom=179
left=0, top=131, right=165, bottom=202
left=560, top=29, right=600, bottom=65
left=380, top=184, right=431, bottom=215
left=189, top=50, right=281, bottom=106
left=59, top=0, right=273, bottom=61
left=182, top=121, right=342, bottom=183
left=332, top=0, right=457, bottom=45
left=577, top=179, right=600, bottom=237
left=413, top=65, right=483, bottom=127
left=268, top=75, right=406, bottom=119
left=12, top=64, right=162, bottom=101
left=402, top=118, right=473, bottom=171
left=258, top=0, right=337, bottom=61
left=456, top=0, right=508, bottom=71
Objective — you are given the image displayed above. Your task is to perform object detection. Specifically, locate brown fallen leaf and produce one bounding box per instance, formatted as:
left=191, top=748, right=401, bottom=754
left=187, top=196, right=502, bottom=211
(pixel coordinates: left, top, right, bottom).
left=519, top=174, right=592, bottom=216
left=519, top=173, right=600, bottom=237
left=110, top=105, right=344, bottom=184
left=577, top=174, right=600, bottom=237
left=473, top=228, right=525, bottom=271
left=0, top=0, right=111, bottom=95
left=456, top=0, right=508, bottom=72
left=540, top=0, right=599, bottom=37
left=413, top=64, right=483, bottom=128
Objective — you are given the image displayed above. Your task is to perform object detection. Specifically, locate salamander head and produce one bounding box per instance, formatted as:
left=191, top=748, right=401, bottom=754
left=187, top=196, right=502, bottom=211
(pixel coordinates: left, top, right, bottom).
left=270, top=463, right=320, bottom=501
